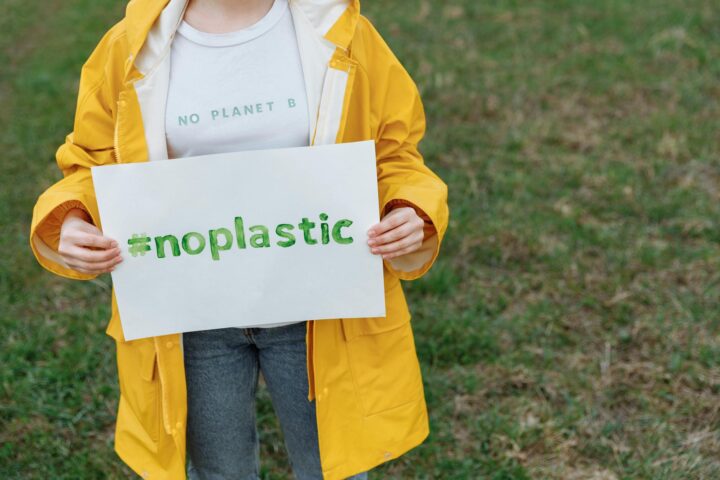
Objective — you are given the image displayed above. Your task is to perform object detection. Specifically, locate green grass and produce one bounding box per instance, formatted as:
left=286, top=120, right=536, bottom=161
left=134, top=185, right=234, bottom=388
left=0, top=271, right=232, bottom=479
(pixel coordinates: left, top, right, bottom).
left=1, top=0, right=719, bottom=478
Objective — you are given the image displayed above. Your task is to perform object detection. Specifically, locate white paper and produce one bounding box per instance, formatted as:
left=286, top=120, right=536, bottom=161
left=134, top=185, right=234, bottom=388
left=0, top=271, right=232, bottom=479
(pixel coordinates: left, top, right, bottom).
left=91, top=141, right=385, bottom=340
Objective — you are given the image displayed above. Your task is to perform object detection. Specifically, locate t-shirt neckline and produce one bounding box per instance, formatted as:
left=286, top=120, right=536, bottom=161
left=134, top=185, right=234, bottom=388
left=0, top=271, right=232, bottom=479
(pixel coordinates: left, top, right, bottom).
left=177, top=0, right=287, bottom=47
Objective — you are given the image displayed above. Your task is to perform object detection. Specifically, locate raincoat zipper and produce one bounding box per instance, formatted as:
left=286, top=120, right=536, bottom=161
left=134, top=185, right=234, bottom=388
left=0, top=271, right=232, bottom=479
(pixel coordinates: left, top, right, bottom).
left=113, top=98, right=124, bottom=164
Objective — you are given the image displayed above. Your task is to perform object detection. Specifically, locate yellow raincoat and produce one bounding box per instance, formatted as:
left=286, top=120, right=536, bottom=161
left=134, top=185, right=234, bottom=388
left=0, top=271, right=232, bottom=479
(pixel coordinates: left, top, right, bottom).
left=29, top=0, right=449, bottom=478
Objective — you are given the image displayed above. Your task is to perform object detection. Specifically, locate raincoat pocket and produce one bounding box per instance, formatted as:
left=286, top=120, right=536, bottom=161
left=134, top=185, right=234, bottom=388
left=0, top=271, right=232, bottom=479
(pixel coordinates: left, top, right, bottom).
left=342, top=319, right=423, bottom=417
left=341, top=278, right=423, bottom=416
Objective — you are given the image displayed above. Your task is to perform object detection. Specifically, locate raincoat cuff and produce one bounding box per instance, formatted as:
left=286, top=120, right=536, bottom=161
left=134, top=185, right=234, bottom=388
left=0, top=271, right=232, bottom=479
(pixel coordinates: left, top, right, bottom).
left=379, top=190, right=447, bottom=281
left=30, top=194, right=101, bottom=280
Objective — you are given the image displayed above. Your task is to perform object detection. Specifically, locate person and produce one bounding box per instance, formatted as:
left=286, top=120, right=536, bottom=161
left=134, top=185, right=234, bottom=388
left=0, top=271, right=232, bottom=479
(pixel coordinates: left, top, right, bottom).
left=28, top=0, right=450, bottom=478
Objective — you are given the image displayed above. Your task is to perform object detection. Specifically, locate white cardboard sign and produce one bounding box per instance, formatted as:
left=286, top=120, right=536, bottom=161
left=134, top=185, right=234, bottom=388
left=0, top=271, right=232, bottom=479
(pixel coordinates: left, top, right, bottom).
left=91, top=141, right=385, bottom=340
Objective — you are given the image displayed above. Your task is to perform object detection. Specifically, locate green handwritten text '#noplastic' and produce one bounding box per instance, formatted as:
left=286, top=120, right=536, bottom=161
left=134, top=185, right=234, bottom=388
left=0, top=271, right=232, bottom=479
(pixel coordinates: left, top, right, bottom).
left=128, top=213, right=355, bottom=261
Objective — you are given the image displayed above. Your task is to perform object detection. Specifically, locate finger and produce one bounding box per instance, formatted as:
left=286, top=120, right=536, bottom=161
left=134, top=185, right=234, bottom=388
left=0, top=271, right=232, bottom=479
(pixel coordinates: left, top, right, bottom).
left=370, top=230, right=423, bottom=255
left=72, top=263, right=117, bottom=275
left=382, top=235, right=422, bottom=260
left=383, top=245, right=419, bottom=260
left=67, top=253, right=122, bottom=270
left=368, top=209, right=410, bottom=237
left=71, top=232, right=118, bottom=250
left=70, top=264, right=107, bottom=275
left=67, top=255, right=122, bottom=274
left=367, top=222, right=415, bottom=247
left=65, top=245, right=122, bottom=263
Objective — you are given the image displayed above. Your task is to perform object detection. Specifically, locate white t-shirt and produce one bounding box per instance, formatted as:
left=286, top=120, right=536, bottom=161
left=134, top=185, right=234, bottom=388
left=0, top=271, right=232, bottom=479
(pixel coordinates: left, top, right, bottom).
left=166, top=0, right=309, bottom=329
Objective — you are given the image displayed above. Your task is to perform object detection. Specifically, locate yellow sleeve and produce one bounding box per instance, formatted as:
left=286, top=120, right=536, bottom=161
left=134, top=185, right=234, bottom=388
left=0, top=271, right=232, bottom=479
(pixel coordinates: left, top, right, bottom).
left=366, top=21, right=450, bottom=281
left=34, top=199, right=91, bottom=251
left=29, top=26, right=122, bottom=280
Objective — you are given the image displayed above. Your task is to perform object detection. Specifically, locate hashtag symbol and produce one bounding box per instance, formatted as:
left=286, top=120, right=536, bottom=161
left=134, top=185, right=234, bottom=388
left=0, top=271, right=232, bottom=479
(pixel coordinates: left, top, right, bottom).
left=128, top=233, right=152, bottom=257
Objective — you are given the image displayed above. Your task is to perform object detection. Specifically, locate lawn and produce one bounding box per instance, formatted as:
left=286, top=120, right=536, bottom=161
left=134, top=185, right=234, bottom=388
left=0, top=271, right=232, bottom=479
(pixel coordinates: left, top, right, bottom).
left=1, top=0, right=719, bottom=478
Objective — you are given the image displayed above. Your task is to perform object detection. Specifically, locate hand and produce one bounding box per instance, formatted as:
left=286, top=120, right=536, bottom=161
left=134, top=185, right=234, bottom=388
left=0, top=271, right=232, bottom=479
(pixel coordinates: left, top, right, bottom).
left=367, top=206, right=425, bottom=260
left=58, top=208, right=123, bottom=274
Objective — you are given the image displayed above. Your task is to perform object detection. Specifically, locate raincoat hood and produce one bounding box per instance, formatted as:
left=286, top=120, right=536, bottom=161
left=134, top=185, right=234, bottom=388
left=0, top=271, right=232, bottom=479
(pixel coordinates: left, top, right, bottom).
left=123, top=0, right=360, bottom=79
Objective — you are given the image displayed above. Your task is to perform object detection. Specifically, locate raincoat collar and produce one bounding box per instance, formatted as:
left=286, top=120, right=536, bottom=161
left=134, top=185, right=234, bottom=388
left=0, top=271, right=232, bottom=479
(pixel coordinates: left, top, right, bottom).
left=123, top=0, right=360, bottom=78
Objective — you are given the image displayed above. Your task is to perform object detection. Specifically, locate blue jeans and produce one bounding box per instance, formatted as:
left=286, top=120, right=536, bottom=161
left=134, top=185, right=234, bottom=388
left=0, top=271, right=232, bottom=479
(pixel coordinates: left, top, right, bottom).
left=183, top=321, right=369, bottom=480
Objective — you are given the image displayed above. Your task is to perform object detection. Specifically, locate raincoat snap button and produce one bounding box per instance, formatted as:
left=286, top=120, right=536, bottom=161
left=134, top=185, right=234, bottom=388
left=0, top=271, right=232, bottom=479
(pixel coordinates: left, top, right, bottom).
left=176, top=421, right=183, bottom=429
left=166, top=341, right=173, bottom=349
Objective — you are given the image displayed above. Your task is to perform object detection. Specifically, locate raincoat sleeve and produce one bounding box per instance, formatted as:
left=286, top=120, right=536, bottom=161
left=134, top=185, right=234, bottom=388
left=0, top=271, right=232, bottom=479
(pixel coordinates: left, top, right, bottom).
left=29, top=29, right=120, bottom=280
left=370, top=26, right=450, bottom=281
